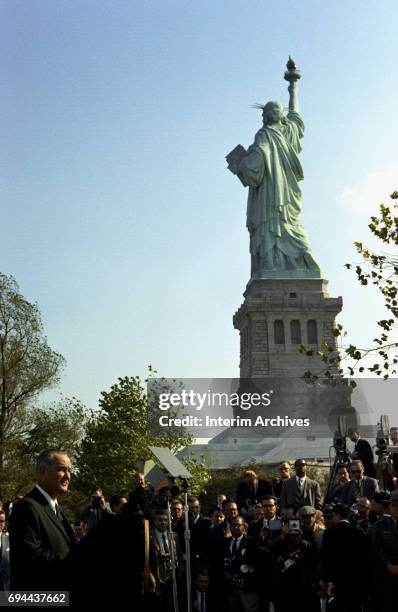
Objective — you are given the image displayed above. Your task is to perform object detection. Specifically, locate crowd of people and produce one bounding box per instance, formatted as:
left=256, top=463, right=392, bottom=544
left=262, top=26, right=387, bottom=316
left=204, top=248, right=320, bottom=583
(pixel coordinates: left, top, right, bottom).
left=0, top=427, right=397, bottom=611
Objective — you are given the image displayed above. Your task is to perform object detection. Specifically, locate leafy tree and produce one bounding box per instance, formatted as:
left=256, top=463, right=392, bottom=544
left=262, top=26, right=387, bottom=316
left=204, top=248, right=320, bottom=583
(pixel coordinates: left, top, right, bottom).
left=181, top=454, right=211, bottom=497
left=0, top=273, right=65, bottom=498
left=300, top=192, right=398, bottom=380
left=0, top=397, right=90, bottom=501
left=75, top=375, right=193, bottom=496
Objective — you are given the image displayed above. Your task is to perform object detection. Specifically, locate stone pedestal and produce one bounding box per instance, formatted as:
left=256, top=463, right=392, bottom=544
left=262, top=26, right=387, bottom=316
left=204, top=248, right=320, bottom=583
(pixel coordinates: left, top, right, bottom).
left=233, top=278, right=342, bottom=379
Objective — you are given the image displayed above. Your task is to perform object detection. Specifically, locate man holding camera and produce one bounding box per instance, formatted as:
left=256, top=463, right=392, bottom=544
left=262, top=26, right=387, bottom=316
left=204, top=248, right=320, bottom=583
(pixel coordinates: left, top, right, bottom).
left=150, top=510, right=182, bottom=610
left=77, top=488, right=112, bottom=532
left=223, top=516, right=260, bottom=612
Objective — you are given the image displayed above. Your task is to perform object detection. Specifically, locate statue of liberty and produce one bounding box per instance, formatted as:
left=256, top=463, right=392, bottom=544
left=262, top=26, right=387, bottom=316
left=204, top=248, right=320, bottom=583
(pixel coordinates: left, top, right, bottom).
left=227, top=58, right=321, bottom=280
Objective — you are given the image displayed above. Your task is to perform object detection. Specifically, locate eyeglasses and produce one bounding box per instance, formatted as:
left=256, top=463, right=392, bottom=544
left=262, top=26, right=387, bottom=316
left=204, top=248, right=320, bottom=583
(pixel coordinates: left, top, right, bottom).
left=351, top=470, right=362, bottom=474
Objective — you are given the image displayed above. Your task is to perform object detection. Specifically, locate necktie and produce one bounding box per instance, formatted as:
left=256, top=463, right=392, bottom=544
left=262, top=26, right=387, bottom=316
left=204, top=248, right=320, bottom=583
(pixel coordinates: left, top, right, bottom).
left=162, top=533, right=169, bottom=554
left=232, top=538, right=238, bottom=557
left=200, top=592, right=205, bottom=612
left=295, top=479, right=302, bottom=507
left=54, top=503, right=62, bottom=521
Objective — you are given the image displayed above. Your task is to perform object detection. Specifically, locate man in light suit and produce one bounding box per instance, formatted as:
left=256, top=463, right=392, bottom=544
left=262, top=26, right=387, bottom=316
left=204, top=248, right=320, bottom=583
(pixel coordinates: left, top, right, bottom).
left=279, top=458, right=322, bottom=510
left=338, top=460, right=379, bottom=506
left=9, top=449, right=75, bottom=592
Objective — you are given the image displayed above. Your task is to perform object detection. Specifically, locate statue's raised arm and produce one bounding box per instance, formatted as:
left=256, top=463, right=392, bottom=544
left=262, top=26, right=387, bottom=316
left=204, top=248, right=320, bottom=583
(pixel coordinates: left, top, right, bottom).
left=284, top=56, right=300, bottom=114
left=226, top=57, right=321, bottom=280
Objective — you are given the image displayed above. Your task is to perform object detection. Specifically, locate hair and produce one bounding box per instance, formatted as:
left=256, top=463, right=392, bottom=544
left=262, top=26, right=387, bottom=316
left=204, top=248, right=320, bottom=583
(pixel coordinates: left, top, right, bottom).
left=188, top=495, right=199, bottom=504
left=279, top=461, right=291, bottom=468
left=109, top=494, right=126, bottom=509
left=351, top=460, right=364, bottom=469
left=261, top=495, right=277, bottom=504
left=222, top=498, right=235, bottom=510
left=154, top=509, right=168, bottom=519
left=212, top=507, right=224, bottom=515
left=91, top=488, right=103, bottom=496
left=36, top=449, right=67, bottom=473
left=244, top=470, right=257, bottom=479
left=231, top=515, right=245, bottom=526
left=333, top=503, right=350, bottom=520
left=284, top=504, right=298, bottom=514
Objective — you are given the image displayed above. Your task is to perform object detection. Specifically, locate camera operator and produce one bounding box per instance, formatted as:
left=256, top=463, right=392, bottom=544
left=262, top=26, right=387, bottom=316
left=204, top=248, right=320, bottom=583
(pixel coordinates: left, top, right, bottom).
left=271, top=519, right=318, bottom=612
left=390, top=426, right=398, bottom=478
left=76, top=488, right=112, bottom=532
left=348, top=429, right=376, bottom=478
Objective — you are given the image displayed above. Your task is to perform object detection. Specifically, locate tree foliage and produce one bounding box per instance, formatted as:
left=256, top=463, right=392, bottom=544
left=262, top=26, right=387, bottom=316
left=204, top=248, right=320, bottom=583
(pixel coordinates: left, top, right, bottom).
left=75, top=375, right=193, bottom=496
left=0, top=273, right=65, bottom=498
left=300, top=191, right=398, bottom=380
left=0, top=397, right=90, bottom=501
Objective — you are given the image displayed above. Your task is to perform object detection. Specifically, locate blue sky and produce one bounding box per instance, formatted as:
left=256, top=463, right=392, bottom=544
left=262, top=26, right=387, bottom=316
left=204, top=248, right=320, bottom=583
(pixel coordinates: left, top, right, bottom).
left=1, top=0, right=398, bottom=409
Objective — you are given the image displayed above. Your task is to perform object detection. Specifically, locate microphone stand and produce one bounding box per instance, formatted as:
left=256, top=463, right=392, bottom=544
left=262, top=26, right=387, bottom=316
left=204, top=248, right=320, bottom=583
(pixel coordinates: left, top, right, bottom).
left=167, top=496, right=179, bottom=612
left=181, top=479, right=192, bottom=612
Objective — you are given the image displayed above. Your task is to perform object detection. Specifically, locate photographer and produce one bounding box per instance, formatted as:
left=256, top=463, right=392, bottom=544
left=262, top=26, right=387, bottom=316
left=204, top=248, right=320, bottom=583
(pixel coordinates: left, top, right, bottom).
left=77, top=488, right=112, bottom=531
left=271, top=520, right=318, bottom=612
left=223, top=516, right=261, bottom=612
left=150, top=509, right=182, bottom=610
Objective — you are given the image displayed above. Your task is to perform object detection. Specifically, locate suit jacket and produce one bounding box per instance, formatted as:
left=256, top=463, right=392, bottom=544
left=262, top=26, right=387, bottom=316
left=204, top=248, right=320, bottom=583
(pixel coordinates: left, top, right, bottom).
left=0, top=532, right=10, bottom=591
left=371, top=515, right=398, bottom=588
left=338, top=477, right=379, bottom=506
left=150, top=529, right=181, bottom=586
left=192, top=588, right=219, bottom=612
left=9, top=487, right=75, bottom=591
left=279, top=476, right=322, bottom=510
left=223, top=534, right=260, bottom=593
left=354, top=439, right=376, bottom=477
left=320, top=521, right=371, bottom=591
left=236, top=479, right=272, bottom=512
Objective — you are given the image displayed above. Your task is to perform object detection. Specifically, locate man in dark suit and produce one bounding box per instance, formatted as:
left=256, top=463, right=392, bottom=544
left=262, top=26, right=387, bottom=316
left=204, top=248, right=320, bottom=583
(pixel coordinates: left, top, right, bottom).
left=223, top=516, right=261, bottom=611
left=338, top=460, right=379, bottom=506
left=320, top=503, right=371, bottom=612
left=236, top=470, right=272, bottom=516
left=348, top=429, right=376, bottom=477
left=279, top=459, right=322, bottom=511
left=192, top=570, right=219, bottom=612
left=9, top=449, right=75, bottom=592
left=371, top=489, right=398, bottom=612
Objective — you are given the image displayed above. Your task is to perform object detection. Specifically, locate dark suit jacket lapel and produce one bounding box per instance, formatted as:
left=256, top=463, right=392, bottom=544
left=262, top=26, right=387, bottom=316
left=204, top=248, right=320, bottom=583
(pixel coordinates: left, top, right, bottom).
left=42, top=504, right=72, bottom=544
left=29, top=488, right=73, bottom=546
